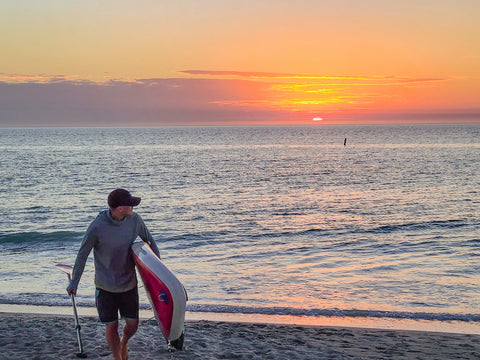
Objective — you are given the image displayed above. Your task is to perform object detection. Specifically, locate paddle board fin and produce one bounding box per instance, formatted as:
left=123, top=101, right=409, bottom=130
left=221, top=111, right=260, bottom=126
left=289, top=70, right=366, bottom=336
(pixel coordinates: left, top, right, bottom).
left=168, top=331, right=185, bottom=351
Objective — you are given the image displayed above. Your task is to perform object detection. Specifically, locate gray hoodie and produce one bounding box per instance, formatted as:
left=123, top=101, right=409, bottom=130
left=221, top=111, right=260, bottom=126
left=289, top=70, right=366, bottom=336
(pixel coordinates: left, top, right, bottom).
left=70, top=210, right=161, bottom=293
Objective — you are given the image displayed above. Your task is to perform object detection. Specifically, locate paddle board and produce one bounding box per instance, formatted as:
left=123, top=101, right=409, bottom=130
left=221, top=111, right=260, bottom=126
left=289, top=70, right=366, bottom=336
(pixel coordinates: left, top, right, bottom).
left=131, top=241, right=187, bottom=350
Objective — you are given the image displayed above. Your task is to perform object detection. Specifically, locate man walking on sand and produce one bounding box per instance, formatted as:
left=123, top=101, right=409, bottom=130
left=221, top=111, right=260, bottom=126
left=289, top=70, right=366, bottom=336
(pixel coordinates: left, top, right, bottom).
left=67, top=189, right=160, bottom=360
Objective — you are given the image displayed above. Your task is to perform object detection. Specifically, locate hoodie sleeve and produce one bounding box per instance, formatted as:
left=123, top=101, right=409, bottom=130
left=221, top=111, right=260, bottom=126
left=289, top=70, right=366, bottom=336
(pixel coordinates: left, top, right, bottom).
left=69, top=222, right=97, bottom=291
left=137, top=215, right=161, bottom=259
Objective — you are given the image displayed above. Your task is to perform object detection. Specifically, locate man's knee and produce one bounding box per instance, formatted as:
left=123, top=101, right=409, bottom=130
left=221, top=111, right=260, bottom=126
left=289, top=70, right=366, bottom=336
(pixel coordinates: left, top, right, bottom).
left=105, top=321, right=119, bottom=334
left=124, top=319, right=139, bottom=334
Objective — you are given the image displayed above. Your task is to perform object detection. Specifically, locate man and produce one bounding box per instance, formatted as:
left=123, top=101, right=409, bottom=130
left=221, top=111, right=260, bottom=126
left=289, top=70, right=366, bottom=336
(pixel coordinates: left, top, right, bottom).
left=67, top=189, right=160, bottom=360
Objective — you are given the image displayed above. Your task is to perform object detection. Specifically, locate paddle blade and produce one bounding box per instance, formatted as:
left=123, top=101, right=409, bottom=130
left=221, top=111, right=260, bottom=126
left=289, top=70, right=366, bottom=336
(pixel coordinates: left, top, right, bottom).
left=56, top=263, right=73, bottom=276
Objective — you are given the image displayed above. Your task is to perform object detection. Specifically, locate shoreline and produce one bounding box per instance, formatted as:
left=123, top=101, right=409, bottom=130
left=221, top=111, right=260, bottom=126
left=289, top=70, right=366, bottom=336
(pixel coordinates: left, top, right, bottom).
left=1, top=312, right=480, bottom=360
left=1, top=303, right=480, bottom=335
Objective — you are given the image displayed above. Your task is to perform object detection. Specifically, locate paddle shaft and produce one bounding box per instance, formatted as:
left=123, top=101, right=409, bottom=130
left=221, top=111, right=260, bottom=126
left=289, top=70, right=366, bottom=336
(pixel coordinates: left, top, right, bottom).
left=67, top=273, right=87, bottom=358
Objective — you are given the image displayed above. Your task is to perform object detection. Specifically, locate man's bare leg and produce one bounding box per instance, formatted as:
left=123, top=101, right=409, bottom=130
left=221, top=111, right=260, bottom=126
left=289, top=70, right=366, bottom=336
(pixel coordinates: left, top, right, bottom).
left=120, top=318, right=139, bottom=360
left=105, top=321, right=122, bottom=360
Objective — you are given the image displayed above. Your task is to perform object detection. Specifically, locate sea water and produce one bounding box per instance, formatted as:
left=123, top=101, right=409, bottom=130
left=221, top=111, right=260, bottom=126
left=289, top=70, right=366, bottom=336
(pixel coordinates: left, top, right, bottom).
left=0, top=124, right=479, bottom=330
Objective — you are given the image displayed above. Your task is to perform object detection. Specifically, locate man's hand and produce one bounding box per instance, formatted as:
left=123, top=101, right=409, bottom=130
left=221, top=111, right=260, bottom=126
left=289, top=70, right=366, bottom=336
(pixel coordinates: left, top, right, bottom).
left=66, top=285, right=77, bottom=297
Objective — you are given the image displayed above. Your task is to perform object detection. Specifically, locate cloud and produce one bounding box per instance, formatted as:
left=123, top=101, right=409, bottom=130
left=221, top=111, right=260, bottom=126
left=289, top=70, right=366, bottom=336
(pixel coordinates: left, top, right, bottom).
left=176, top=70, right=302, bottom=78
left=0, top=73, right=83, bottom=84
left=0, top=76, right=297, bottom=127
left=0, top=71, right=472, bottom=127
left=177, top=70, right=447, bottom=84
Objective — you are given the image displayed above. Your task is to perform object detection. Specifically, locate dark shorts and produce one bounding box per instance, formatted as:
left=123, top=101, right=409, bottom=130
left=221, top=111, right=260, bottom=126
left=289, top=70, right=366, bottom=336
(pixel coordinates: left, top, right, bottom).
left=95, top=287, right=139, bottom=324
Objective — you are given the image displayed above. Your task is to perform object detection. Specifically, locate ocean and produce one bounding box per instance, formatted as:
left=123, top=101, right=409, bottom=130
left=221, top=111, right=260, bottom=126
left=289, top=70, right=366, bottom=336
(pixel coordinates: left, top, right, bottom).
left=0, top=124, right=479, bottom=330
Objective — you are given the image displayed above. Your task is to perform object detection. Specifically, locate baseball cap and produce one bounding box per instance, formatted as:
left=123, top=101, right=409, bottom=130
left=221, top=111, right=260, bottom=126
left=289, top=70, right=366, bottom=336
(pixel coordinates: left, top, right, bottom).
left=108, top=189, right=141, bottom=208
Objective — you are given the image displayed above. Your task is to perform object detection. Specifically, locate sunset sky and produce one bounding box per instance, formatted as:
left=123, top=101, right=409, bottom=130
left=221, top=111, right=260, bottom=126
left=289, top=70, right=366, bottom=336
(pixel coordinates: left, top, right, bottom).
left=1, top=0, right=479, bottom=126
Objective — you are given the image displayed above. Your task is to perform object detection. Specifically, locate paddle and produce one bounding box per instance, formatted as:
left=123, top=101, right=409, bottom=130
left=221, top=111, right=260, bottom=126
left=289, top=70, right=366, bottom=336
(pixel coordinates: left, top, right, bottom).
left=56, top=264, right=87, bottom=358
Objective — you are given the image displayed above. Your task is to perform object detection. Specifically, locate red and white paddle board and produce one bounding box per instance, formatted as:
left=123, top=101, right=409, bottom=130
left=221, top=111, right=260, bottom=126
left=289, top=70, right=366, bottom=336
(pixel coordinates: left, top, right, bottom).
left=131, top=241, right=187, bottom=350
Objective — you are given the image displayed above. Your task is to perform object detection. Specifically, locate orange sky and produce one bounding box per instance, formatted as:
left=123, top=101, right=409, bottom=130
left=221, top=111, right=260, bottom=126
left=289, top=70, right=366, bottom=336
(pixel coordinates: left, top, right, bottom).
left=1, top=1, right=479, bottom=126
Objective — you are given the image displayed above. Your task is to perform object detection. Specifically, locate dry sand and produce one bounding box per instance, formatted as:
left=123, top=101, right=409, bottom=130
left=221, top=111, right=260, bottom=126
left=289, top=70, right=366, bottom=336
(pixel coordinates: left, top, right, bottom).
left=1, top=312, right=480, bottom=359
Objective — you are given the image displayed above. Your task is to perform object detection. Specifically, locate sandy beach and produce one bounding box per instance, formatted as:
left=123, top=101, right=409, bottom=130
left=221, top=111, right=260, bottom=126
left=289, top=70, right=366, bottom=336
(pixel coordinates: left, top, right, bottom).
left=1, top=313, right=479, bottom=359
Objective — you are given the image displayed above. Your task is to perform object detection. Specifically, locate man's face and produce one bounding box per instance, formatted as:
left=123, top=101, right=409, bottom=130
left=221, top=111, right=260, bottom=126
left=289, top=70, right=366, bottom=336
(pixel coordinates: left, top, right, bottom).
left=118, top=206, right=133, bottom=217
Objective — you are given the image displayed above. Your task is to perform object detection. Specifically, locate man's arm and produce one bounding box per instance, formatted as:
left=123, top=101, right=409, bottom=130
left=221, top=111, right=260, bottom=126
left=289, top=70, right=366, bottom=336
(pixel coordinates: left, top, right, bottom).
left=137, top=215, right=161, bottom=258
left=67, top=224, right=96, bottom=295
